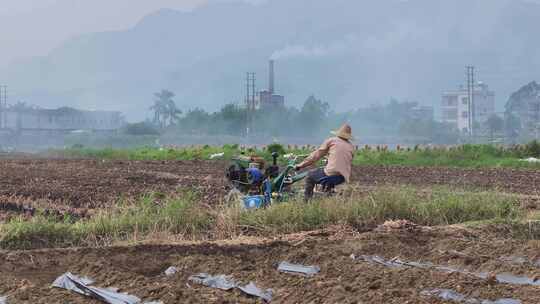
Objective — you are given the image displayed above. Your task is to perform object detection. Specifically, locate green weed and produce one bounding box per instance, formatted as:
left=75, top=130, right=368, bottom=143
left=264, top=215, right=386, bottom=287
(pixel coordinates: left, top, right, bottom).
left=0, top=195, right=212, bottom=249
left=57, top=142, right=540, bottom=168
left=232, top=188, right=521, bottom=234
left=0, top=187, right=523, bottom=249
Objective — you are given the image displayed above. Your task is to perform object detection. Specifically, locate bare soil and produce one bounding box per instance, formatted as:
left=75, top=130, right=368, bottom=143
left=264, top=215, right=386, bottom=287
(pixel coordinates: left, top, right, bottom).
left=1, top=159, right=539, bottom=219
left=0, top=226, right=539, bottom=303
left=1, top=159, right=539, bottom=303
left=0, top=159, right=227, bottom=219
left=354, top=165, right=540, bottom=195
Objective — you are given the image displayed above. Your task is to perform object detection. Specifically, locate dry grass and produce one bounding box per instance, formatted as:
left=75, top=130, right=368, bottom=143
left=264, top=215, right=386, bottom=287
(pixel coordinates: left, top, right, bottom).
left=0, top=187, right=523, bottom=249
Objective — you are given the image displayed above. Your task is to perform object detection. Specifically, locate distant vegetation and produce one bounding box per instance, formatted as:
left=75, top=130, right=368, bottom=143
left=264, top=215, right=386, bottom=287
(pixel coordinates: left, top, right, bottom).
left=141, top=93, right=460, bottom=144
left=123, top=122, right=160, bottom=135
left=58, top=141, right=540, bottom=169
left=150, top=89, right=182, bottom=129
left=355, top=142, right=540, bottom=168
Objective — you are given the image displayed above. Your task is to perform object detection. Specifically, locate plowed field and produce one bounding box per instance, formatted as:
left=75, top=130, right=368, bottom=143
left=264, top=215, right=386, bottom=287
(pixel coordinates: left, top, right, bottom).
left=0, top=226, right=538, bottom=303
left=1, top=159, right=539, bottom=219
left=1, top=159, right=540, bottom=303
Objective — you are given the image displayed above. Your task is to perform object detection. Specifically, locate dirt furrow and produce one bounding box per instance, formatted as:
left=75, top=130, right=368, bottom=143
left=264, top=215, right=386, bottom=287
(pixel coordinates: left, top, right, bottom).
left=0, top=159, right=539, bottom=218
left=0, top=227, right=537, bottom=303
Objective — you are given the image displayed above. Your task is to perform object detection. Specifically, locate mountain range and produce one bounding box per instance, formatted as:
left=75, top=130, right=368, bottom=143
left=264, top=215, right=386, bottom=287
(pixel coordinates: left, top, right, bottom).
left=2, top=0, right=540, bottom=120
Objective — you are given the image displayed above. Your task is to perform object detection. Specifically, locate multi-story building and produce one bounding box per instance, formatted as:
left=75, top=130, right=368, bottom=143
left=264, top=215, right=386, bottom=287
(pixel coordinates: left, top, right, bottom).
left=410, top=105, right=434, bottom=121
left=1, top=106, right=124, bottom=134
left=441, top=82, right=495, bottom=133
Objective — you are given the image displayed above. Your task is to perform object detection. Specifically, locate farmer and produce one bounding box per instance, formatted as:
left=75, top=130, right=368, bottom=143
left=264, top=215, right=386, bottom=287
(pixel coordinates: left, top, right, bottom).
left=296, top=124, right=354, bottom=201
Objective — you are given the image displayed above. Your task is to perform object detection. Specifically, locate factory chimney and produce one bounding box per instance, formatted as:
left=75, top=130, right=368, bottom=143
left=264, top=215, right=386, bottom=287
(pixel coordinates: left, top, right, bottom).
left=269, top=60, right=275, bottom=94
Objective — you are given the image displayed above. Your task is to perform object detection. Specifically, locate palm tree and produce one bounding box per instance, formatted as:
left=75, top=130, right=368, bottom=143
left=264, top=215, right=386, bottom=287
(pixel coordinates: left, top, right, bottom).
left=149, top=99, right=165, bottom=128
left=150, top=90, right=181, bottom=128
left=165, top=98, right=182, bottom=126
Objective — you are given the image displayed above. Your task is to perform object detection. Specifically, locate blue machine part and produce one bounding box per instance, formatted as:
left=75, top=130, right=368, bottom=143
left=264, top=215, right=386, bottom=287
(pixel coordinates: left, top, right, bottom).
left=243, top=195, right=266, bottom=209
left=246, top=167, right=265, bottom=184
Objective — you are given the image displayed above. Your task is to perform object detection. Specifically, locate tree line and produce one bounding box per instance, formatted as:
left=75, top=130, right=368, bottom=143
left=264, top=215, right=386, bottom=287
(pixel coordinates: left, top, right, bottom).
left=135, top=89, right=515, bottom=144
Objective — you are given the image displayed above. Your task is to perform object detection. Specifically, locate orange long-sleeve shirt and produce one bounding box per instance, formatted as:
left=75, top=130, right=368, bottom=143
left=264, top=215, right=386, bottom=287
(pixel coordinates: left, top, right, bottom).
left=298, top=137, right=354, bottom=182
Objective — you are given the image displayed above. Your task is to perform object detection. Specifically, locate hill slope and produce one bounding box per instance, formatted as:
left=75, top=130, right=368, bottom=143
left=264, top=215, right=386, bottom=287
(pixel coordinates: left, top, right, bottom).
left=2, top=0, right=540, bottom=120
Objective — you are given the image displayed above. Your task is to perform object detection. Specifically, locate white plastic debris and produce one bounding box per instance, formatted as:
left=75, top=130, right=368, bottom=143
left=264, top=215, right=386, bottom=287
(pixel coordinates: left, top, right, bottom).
left=485, top=300, right=523, bottom=304
left=421, top=289, right=467, bottom=302
left=0, top=296, right=7, bottom=304
left=188, top=273, right=236, bottom=290
left=164, top=266, right=178, bottom=276
left=521, top=157, right=540, bottom=163
left=499, top=256, right=528, bottom=265
left=356, top=255, right=540, bottom=287
left=238, top=282, right=273, bottom=302
left=277, top=262, right=320, bottom=277
left=283, top=153, right=294, bottom=160
left=421, top=289, right=521, bottom=304
left=209, top=152, right=225, bottom=160
left=52, top=272, right=95, bottom=296
left=52, top=272, right=157, bottom=304
left=492, top=273, right=540, bottom=286
left=354, top=255, right=409, bottom=268
left=188, top=273, right=273, bottom=302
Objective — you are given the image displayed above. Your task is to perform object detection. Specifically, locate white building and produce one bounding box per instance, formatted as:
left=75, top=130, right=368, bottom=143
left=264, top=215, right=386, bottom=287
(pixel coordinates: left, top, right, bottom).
left=0, top=106, right=124, bottom=134
left=441, top=82, right=495, bottom=133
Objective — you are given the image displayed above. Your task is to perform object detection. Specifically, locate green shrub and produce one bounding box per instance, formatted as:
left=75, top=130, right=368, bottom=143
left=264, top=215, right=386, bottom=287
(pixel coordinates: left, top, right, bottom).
left=524, top=140, right=540, bottom=158
left=266, top=143, right=286, bottom=155
left=123, top=122, right=160, bottom=135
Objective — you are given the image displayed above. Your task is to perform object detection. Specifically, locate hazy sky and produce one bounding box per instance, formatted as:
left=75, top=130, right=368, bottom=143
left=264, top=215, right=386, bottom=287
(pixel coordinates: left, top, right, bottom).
left=2, top=0, right=539, bottom=119
left=0, top=0, right=209, bottom=67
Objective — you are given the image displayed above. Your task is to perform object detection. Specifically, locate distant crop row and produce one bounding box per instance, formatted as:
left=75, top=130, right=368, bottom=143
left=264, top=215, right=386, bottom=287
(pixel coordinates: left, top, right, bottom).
left=56, top=141, right=540, bottom=169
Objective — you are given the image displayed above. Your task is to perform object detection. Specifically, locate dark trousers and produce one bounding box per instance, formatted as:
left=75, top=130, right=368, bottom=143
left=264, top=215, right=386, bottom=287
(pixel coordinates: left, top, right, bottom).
left=304, top=167, right=346, bottom=200
left=304, top=167, right=327, bottom=200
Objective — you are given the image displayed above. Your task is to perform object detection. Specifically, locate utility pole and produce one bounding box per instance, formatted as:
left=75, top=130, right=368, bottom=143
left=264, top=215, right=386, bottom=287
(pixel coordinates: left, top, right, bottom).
left=251, top=73, right=256, bottom=111
left=466, top=66, right=475, bottom=139
left=245, top=72, right=256, bottom=137
left=0, top=85, right=7, bottom=129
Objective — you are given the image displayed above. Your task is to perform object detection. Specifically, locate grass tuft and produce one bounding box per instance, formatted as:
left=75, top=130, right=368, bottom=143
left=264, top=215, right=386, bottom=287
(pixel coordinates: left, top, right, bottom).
left=232, top=188, right=521, bottom=234
left=0, top=187, right=523, bottom=249
left=0, top=195, right=212, bottom=249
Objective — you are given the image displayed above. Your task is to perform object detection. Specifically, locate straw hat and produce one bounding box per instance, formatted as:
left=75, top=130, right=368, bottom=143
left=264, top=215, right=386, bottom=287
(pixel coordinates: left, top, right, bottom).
left=331, top=124, right=354, bottom=140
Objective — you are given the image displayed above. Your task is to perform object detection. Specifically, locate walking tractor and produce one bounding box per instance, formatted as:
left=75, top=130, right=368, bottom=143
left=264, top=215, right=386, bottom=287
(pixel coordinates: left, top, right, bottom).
left=226, top=152, right=309, bottom=209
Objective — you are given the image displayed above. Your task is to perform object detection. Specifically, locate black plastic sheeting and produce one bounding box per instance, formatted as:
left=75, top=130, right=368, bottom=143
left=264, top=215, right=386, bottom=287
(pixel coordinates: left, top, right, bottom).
left=52, top=272, right=162, bottom=304
left=421, top=288, right=521, bottom=304
left=188, top=273, right=273, bottom=302
left=354, top=255, right=540, bottom=287
left=277, top=262, right=320, bottom=277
